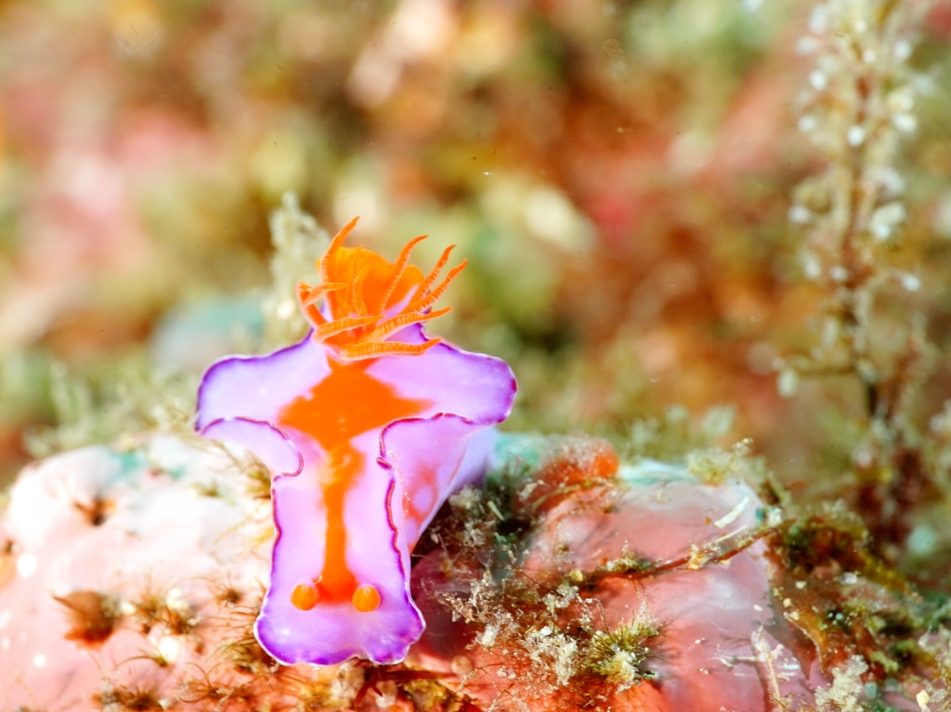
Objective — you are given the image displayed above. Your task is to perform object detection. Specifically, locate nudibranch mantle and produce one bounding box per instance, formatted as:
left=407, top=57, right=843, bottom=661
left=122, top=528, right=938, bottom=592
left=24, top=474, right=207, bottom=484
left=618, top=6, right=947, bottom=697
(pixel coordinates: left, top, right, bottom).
left=195, top=219, right=516, bottom=665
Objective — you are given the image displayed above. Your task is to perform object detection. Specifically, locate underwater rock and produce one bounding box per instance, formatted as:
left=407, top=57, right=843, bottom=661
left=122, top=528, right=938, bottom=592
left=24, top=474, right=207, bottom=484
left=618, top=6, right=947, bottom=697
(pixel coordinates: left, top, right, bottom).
left=0, top=435, right=933, bottom=711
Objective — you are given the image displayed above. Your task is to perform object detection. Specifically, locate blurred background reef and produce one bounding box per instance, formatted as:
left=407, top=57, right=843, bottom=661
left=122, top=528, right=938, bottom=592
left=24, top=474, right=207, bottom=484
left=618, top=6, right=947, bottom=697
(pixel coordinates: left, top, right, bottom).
left=2, top=0, right=951, bottom=587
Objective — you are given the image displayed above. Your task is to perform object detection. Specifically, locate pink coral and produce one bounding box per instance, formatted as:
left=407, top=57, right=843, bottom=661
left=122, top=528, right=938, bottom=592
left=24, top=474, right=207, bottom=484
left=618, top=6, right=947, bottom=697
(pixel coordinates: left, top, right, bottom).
left=0, top=439, right=279, bottom=711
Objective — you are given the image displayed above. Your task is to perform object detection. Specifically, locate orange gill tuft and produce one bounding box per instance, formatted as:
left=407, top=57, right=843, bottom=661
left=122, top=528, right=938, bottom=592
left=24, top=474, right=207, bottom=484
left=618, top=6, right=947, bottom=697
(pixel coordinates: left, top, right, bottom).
left=297, top=217, right=466, bottom=360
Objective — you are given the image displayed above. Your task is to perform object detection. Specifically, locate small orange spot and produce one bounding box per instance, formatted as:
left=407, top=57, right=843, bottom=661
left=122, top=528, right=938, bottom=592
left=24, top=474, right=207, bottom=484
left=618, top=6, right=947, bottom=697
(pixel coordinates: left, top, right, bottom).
left=352, top=585, right=381, bottom=612
left=291, top=581, right=320, bottom=611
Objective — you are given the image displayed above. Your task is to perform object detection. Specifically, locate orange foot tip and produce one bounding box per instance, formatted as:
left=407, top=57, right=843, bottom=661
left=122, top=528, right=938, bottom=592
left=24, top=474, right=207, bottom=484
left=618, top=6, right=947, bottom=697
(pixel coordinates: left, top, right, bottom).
left=352, top=584, right=381, bottom=612
left=291, top=579, right=321, bottom=611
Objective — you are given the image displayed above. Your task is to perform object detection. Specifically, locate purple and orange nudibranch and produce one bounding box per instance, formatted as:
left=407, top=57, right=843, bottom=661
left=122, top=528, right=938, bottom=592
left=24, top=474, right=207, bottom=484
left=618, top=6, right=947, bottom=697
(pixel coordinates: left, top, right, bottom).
left=195, top=219, right=517, bottom=665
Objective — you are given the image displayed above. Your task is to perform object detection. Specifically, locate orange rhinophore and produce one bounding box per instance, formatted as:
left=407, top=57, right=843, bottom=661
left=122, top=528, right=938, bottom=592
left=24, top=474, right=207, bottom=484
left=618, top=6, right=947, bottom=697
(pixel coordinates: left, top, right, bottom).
left=297, top=217, right=467, bottom=360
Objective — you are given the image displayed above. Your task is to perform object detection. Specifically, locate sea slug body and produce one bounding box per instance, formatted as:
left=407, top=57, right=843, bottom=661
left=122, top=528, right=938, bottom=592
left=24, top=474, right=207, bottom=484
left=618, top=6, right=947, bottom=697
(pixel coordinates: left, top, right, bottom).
left=195, top=219, right=517, bottom=665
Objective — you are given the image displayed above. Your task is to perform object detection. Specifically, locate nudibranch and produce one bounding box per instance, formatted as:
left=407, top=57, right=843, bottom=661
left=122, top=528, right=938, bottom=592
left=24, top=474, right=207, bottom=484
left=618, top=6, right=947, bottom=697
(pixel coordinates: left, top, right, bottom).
left=195, top=218, right=516, bottom=665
